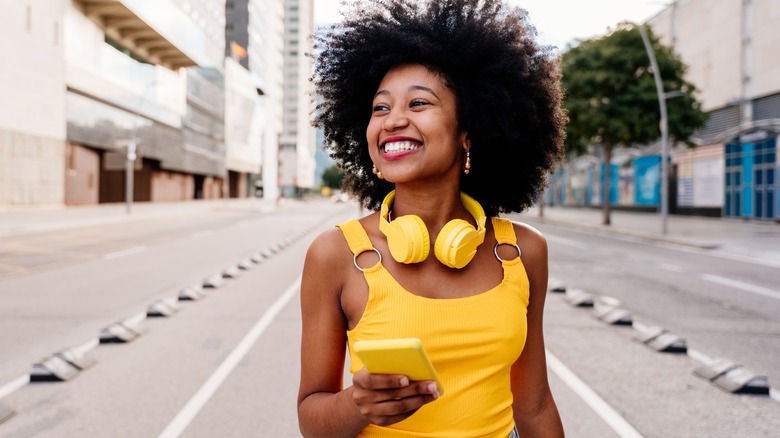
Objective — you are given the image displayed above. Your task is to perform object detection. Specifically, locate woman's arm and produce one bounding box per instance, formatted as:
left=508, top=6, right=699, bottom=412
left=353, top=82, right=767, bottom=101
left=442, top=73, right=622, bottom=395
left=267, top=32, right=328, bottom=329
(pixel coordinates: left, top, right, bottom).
left=297, top=229, right=369, bottom=438
left=297, top=229, right=436, bottom=437
left=511, top=224, right=564, bottom=437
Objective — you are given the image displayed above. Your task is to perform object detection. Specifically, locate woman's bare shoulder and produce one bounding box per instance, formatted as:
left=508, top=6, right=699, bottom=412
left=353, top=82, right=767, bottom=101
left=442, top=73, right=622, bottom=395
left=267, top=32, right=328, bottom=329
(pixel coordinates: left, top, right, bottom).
left=508, top=220, right=548, bottom=262
left=305, top=226, right=351, bottom=268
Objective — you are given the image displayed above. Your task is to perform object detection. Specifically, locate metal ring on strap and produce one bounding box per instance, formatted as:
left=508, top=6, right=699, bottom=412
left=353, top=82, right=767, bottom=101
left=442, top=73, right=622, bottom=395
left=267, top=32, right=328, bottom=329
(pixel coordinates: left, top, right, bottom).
left=353, top=248, right=382, bottom=272
left=493, top=242, right=522, bottom=262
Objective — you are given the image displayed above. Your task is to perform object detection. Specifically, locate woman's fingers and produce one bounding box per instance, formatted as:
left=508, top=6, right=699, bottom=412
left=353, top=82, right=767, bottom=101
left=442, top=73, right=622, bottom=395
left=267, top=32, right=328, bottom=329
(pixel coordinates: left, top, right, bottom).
left=352, top=368, right=440, bottom=426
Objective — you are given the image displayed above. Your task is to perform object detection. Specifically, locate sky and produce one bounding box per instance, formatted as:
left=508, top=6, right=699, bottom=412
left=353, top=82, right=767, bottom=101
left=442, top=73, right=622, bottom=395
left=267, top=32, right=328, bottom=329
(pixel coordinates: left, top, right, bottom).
left=313, top=0, right=669, bottom=50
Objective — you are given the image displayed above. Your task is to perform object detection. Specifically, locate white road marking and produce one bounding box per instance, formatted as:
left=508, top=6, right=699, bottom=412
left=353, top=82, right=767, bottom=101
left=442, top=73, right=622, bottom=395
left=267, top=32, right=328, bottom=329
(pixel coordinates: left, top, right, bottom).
left=700, top=274, right=780, bottom=301
left=657, top=262, right=684, bottom=273
left=103, top=246, right=147, bottom=260
left=546, top=350, right=644, bottom=438
left=158, top=278, right=301, bottom=438
left=0, top=374, right=29, bottom=400
left=546, top=235, right=589, bottom=249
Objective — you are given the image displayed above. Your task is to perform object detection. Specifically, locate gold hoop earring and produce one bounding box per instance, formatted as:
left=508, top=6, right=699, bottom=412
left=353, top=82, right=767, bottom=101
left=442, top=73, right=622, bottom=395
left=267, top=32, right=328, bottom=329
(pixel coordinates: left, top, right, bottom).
left=372, top=164, right=384, bottom=180
left=464, top=149, right=471, bottom=175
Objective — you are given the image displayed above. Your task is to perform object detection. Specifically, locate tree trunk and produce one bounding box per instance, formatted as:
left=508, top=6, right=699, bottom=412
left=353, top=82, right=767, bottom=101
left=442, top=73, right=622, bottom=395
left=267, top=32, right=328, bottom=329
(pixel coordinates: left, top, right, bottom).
left=602, top=145, right=612, bottom=226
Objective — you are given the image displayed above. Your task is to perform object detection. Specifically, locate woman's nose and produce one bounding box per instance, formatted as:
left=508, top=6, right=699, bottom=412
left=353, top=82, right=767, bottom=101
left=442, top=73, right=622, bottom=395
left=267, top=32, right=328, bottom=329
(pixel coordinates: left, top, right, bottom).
left=383, top=109, right=409, bottom=131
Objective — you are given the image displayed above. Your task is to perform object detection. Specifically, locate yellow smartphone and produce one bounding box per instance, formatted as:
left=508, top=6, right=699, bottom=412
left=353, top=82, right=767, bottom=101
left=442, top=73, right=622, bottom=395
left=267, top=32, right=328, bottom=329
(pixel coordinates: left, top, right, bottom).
left=353, top=338, right=444, bottom=395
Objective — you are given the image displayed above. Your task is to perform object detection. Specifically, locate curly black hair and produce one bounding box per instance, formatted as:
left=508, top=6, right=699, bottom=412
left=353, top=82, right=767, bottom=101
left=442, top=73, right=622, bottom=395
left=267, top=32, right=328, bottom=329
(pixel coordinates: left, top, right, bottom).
left=312, top=0, right=567, bottom=216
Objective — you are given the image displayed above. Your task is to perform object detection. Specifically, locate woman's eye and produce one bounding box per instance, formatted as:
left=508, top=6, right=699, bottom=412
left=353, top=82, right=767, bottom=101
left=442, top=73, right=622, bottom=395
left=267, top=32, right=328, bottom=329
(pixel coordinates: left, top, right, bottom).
left=372, top=104, right=389, bottom=112
left=410, top=100, right=429, bottom=108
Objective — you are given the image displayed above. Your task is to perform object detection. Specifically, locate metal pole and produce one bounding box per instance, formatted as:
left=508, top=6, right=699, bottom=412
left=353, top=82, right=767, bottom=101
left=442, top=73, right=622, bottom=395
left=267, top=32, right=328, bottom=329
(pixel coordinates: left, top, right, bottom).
left=126, top=81, right=157, bottom=214
left=125, top=141, right=136, bottom=214
left=639, top=24, right=669, bottom=235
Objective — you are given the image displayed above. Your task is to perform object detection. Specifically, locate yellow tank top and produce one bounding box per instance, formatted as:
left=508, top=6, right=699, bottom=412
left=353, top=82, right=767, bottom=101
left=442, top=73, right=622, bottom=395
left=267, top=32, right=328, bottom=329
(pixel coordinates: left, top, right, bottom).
left=337, top=217, right=529, bottom=438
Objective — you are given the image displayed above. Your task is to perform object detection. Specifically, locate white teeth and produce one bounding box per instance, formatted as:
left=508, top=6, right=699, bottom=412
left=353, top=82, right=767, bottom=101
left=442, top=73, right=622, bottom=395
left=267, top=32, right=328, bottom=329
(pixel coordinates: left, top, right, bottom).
left=383, top=141, right=419, bottom=153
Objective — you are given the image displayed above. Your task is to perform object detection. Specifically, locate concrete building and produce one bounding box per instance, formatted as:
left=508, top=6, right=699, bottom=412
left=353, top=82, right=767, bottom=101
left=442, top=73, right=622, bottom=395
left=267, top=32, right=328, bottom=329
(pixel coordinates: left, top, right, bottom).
left=279, top=0, right=316, bottom=198
left=224, top=0, right=285, bottom=200
left=647, top=0, right=780, bottom=220
left=0, top=0, right=229, bottom=207
left=550, top=0, right=780, bottom=222
left=0, top=1, right=67, bottom=206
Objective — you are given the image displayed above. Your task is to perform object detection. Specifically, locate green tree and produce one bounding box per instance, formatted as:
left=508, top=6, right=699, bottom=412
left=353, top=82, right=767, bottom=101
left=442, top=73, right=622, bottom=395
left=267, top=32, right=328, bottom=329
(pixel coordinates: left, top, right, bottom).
left=322, top=164, right=345, bottom=189
left=561, top=23, right=707, bottom=225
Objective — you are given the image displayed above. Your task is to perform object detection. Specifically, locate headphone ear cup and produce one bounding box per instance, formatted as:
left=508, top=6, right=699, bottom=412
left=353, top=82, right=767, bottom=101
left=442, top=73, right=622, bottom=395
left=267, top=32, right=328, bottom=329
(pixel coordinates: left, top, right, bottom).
left=386, top=215, right=430, bottom=264
left=434, top=219, right=482, bottom=269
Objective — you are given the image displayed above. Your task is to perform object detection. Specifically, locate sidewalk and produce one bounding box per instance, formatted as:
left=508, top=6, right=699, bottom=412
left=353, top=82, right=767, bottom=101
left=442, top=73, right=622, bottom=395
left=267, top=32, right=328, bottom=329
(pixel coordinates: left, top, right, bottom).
left=0, top=198, right=283, bottom=237
left=512, top=206, right=780, bottom=267
left=2, top=200, right=779, bottom=266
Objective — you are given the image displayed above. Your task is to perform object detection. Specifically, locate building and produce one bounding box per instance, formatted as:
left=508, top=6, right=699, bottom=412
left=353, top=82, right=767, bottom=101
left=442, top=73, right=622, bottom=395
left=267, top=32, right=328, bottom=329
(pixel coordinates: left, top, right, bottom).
left=648, top=0, right=780, bottom=221
left=278, top=0, right=316, bottom=198
left=65, top=0, right=227, bottom=204
left=0, top=0, right=230, bottom=207
left=224, top=0, right=285, bottom=200
left=0, top=1, right=67, bottom=205
left=550, top=0, right=780, bottom=222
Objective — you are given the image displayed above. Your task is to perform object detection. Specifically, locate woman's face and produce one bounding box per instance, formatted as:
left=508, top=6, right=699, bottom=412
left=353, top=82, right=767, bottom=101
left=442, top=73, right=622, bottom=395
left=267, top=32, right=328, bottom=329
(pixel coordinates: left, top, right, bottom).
left=367, top=64, right=467, bottom=185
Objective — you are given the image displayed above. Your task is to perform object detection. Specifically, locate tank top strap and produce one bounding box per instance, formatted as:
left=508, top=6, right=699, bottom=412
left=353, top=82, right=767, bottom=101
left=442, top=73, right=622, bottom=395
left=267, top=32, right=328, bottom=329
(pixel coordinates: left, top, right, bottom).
left=336, top=219, right=374, bottom=256
left=491, top=217, right=517, bottom=246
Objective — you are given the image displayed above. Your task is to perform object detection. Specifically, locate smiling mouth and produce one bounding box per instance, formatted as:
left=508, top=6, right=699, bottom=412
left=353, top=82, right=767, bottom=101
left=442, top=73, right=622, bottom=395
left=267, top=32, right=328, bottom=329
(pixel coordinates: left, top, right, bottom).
left=382, top=140, right=421, bottom=154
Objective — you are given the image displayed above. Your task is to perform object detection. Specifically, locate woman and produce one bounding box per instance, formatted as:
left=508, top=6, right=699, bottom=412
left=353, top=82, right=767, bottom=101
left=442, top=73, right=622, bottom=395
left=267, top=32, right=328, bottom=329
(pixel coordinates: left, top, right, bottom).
left=298, top=1, right=567, bottom=436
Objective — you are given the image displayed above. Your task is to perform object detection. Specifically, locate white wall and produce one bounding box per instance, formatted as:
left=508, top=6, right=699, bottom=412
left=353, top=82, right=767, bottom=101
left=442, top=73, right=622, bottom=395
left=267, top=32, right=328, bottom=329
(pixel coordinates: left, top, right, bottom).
left=0, top=0, right=66, bottom=205
left=649, top=0, right=780, bottom=111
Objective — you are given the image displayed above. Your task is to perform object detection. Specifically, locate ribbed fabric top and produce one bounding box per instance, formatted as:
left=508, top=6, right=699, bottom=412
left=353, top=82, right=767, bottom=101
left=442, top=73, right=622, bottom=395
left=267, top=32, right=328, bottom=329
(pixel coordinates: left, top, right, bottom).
left=337, top=217, right=530, bottom=438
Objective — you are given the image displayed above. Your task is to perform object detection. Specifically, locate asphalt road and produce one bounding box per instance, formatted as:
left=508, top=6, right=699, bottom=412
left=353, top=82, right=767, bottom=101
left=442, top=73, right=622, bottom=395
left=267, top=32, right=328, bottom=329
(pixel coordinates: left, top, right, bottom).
left=0, top=199, right=777, bottom=437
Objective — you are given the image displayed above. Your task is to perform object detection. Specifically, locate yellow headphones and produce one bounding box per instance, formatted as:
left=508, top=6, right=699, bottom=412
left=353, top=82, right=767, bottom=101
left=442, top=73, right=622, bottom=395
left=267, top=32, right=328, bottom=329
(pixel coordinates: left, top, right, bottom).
left=379, top=190, right=487, bottom=269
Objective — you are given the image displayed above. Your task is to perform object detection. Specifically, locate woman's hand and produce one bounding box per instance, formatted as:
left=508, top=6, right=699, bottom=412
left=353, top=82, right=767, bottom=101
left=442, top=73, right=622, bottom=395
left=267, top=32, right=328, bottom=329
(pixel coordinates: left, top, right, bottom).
left=351, top=368, right=440, bottom=427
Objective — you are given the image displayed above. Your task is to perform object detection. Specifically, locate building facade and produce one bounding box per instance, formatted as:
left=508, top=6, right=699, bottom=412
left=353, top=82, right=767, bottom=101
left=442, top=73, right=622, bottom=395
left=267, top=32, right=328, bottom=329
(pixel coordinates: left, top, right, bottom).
left=550, top=0, right=780, bottom=221
left=0, top=0, right=298, bottom=207
left=278, top=0, right=315, bottom=198
left=648, top=0, right=780, bottom=221
left=64, top=0, right=227, bottom=205
left=224, top=0, right=284, bottom=200
left=0, top=1, right=67, bottom=205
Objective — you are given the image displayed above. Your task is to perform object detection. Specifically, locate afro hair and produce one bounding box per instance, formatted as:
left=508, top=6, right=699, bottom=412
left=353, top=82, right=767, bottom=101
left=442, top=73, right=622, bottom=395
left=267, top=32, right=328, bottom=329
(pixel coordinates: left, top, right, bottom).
left=312, top=0, right=567, bottom=216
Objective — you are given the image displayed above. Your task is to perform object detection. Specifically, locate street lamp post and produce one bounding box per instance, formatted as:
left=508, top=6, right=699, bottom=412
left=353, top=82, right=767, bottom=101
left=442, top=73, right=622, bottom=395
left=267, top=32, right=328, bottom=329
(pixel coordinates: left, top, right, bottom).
left=125, top=140, right=137, bottom=214
left=639, top=24, right=670, bottom=235
left=125, top=80, right=159, bottom=214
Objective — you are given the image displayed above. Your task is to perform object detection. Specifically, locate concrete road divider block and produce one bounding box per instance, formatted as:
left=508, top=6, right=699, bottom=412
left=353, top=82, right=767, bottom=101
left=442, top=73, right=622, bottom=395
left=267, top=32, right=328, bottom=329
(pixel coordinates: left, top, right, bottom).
left=0, top=403, right=14, bottom=425
left=99, top=322, right=141, bottom=343
left=250, top=252, right=265, bottom=263
left=261, top=249, right=275, bottom=258
left=179, top=284, right=206, bottom=301
left=695, top=360, right=770, bottom=395
left=147, top=298, right=179, bottom=317
left=548, top=278, right=566, bottom=293
left=633, top=325, right=687, bottom=353
left=56, top=348, right=97, bottom=371
left=565, top=289, right=594, bottom=307
left=238, top=259, right=254, bottom=270
left=592, top=297, right=632, bottom=326
left=222, top=265, right=242, bottom=279
left=203, top=274, right=226, bottom=289
left=30, top=355, right=80, bottom=382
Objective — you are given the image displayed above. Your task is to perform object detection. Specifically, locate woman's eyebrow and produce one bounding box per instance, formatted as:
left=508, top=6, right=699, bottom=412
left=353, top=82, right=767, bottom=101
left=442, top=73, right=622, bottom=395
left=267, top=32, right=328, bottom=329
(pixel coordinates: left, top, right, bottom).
left=373, top=85, right=439, bottom=99
left=410, top=85, right=438, bottom=97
